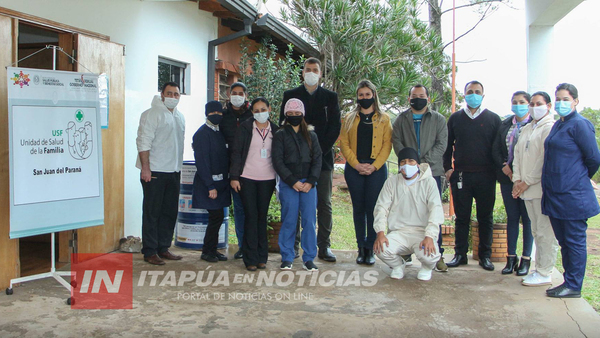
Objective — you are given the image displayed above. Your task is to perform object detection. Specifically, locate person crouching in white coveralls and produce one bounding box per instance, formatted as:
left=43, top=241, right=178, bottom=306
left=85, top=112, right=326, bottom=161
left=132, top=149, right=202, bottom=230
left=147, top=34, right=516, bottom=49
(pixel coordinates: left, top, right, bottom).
left=373, top=147, right=444, bottom=281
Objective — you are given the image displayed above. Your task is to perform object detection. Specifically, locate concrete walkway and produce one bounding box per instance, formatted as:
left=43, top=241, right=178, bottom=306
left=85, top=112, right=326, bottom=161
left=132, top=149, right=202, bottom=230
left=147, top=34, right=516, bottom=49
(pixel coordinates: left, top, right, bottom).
left=1, top=246, right=598, bottom=337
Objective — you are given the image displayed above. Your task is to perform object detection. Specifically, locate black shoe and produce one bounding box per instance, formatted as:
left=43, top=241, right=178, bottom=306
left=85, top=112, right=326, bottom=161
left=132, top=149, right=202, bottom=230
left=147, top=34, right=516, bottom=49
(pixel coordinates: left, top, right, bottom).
left=446, top=254, right=468, bottom=268
left=501, top=256, right=518, bottom=275
left=234, top=250, right=243, bottom=259
left=303, top=260, right=319, bottom=271
left=479, top=257, right=495, bottom=271
left=318, top=248, right=337, bottom=262
left=215, top=252, right=228, bottom=261
left=546, top=283, right=566, bottom=295
left=280, top=261, right=293, bottom=270
left=364, top=248, right=375, bottom=265
left=356, top=248, right=365, bottom=264
left=547, top=285, right=581, bottom=298
left=515, top=257, right=531, bottom=276
left=201, top=253, right=218, bottom=262
left=295, top=249, right=300, bottom=259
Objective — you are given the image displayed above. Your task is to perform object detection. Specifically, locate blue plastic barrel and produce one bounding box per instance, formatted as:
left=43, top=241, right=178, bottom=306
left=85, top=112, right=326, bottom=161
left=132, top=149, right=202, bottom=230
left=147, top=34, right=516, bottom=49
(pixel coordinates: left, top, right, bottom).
left=175, top=161, right=229, bottom=250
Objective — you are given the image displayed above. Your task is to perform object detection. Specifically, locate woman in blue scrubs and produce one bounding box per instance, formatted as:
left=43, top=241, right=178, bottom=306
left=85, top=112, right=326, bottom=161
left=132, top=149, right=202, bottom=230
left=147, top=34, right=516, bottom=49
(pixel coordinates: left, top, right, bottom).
left=540, top=83, right=600, bottom=298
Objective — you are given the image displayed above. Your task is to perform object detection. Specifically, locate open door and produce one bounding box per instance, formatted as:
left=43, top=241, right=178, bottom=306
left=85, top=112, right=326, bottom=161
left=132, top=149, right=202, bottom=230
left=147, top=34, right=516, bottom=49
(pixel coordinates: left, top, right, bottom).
left=75, top=34, right=125, bottom=254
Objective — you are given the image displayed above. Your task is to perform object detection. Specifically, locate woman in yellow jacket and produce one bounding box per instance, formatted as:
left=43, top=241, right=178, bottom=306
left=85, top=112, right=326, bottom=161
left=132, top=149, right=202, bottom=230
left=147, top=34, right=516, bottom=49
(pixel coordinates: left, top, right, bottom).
left=340, top=80, right=393, bottom=265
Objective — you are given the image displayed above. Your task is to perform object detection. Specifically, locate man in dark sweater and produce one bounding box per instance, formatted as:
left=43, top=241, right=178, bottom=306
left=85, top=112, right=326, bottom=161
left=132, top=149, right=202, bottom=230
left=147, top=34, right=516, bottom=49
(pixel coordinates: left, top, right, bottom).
left=221, top=82, right=253, bottom=260
left=279, top=57, right=341, bottom=262
left=443, top=81, right=501, bottom=271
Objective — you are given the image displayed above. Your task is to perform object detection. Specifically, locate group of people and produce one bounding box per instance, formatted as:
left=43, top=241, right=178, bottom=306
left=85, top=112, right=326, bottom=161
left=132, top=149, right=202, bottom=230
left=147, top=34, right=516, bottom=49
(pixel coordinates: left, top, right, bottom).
left=136, top=56, right=600, bottom=297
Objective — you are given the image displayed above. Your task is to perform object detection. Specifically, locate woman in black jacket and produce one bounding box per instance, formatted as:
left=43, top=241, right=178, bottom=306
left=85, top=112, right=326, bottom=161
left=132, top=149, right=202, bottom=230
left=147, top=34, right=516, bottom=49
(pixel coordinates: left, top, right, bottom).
left=230, top=97, right=279, bottom=271
left=272, top=98, right=322, bottom=271
left=492, top=91, right=533, bottom=276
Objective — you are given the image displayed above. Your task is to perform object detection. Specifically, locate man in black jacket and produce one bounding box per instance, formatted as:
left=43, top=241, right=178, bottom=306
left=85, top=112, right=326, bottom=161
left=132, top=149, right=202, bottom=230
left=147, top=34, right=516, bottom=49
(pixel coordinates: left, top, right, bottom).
left=279, top=57, right=341, bottom=262
left=221, top=82, right=253, bottom=260
left=443, top=80, right=501, bottom=271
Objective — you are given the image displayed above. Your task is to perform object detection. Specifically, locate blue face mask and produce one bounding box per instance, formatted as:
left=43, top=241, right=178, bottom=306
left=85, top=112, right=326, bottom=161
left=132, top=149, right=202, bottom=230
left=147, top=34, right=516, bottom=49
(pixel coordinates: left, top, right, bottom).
left=465, top=94, right=483, bottom=109
left=555, top=101, right=574, bottom=117
left=511, top=104, right=529, bottom=118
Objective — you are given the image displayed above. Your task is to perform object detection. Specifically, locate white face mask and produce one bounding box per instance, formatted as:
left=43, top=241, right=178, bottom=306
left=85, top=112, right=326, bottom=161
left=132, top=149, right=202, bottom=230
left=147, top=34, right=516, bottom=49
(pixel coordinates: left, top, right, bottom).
left=400, top=164, right=419, bottom=178
left=163, top=97, right=179, bottom=110
left=304, top=72, right=320, bottom=87
left=532, top=105, right=548, bottom=121
left=230, top=94, right=245, bottom=108
left=254, top=112, right=269, bottom=124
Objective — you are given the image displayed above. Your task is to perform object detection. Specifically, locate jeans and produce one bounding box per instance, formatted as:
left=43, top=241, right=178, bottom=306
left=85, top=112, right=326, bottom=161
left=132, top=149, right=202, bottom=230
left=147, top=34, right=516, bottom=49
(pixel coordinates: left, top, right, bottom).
left=239, top=178, right=276, bottom=267
left=141, top=171, right=180, bottom=258
left=232, top=190, right=245, bottom=250
left=450, top=171, right=496, bottom=258
left=500, top=183, right=532, bottom=256
left=344, top=163, right=387, bottom=249
left=279, top=179, right=317, bottom=263
left=550, top=217, right=588, bottom=291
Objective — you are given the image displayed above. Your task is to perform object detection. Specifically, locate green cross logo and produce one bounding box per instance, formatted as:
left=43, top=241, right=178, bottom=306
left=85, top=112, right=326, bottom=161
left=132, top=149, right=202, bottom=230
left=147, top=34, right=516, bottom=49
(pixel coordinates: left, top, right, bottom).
left=75, top=110, right=84, bottom=122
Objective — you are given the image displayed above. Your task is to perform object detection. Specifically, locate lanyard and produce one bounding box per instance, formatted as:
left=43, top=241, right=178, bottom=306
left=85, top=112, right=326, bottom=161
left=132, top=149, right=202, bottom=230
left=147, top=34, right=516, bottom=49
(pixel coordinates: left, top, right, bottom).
left=255, top=127, right=270, bottom=147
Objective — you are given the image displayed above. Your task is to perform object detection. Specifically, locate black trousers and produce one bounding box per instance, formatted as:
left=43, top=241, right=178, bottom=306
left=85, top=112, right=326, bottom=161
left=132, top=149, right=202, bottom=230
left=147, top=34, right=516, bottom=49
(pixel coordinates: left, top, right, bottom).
left=203, top=208, right=225, bottom=254
left=240, top=178, right=276, bottom=266
left=141, top=171, right=180, bottom=258
left=450, top=171, right=496, bottom=258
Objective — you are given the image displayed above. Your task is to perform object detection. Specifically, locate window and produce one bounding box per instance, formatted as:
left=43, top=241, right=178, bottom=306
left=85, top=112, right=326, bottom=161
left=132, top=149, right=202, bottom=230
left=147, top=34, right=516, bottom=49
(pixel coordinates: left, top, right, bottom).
left=158, top=57, right=189, bottom=94
left=218, top=72, right=230, bottom=105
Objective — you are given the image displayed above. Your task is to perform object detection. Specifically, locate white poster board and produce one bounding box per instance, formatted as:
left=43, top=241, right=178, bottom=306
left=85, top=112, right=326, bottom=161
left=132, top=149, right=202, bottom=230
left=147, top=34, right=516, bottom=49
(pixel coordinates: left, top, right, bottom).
left=7, top=67, right=104, bottom=238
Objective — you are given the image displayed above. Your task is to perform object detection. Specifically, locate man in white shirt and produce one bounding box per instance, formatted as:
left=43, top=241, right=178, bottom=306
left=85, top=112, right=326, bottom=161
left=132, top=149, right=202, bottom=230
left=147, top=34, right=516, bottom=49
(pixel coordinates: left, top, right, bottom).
left=136, top=82, right=185, bottom=265
left=373, top=148, right=444, bottom=281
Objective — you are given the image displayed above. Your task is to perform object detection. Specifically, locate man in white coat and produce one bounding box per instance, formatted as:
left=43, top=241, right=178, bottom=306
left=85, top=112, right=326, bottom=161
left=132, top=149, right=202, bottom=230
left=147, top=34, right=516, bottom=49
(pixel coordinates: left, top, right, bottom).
left=373, top=147, right=444, bottom=281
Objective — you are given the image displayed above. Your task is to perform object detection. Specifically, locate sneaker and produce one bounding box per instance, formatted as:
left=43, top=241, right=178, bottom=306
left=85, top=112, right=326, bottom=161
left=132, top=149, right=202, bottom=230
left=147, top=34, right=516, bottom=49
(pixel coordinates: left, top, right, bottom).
left=435, top=256, right=448, bottom=272
left=522, top=271, right=552, bottom=286
left=215, top=252, right=228, bottom=261
left=390, top=264, right=405, bottom=280
left=401, top=254, right=413, bottom=266
left=303, top=261, right=319, bottom=272
left=201, top=253, right=218, bottom=262
left=522, top=269, right=537, bottom=281
left=417, top=268, right=433, bottom=281
left=280, top=261, right=293, bottom=270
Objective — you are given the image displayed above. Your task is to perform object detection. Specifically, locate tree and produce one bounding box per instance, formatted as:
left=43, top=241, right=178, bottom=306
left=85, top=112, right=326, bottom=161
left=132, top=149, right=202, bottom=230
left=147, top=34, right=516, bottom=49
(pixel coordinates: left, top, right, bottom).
left=238, top=37, right=304, bottom=122
left=279, top=0, right=451, bottom=115
left=425, top=0, right=513, bottom=113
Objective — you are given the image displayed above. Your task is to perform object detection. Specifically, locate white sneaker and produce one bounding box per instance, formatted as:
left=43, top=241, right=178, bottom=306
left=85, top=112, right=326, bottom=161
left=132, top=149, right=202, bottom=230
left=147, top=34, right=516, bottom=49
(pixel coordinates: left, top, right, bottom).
left=522, top=269, right=537, bottom=281
left=417, top=268, right=433, bottom=281
left=522, top=271, right=552, bottom=286
left=390, top=264, right=405, bottom=279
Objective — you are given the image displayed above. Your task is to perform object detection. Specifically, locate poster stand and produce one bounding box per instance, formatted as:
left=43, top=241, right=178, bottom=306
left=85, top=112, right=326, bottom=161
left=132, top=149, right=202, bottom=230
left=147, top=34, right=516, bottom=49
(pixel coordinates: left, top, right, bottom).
left=5, top=45, right=95, bottom=305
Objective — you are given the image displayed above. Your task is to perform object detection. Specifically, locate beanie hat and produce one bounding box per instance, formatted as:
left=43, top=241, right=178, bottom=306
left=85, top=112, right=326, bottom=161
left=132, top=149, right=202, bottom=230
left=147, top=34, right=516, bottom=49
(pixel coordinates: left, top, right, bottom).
left=397, top=147, right=420, bottom=164
left=205, top=100, right=223, bottom=116
left=284, top=98, right=305, bottom=116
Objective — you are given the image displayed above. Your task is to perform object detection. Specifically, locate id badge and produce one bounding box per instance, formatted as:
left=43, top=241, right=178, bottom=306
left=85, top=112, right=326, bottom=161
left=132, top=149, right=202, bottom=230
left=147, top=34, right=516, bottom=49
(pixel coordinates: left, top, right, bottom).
left=261, top=148, right=267, bottom=158
left=457, top=172, right=463, bottom=189
left=457, top=182, right=463, bottom=189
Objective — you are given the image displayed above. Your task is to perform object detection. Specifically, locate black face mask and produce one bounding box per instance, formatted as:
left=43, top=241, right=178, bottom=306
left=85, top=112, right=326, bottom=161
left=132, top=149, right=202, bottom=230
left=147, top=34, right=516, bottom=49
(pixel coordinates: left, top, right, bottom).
left=357, top=98, right=375, bottom=109
left=207, top=114, right=223, bottom=125
left=286, top=115, right=303, bottom=127
left=410, top=98, right=428, bottom=111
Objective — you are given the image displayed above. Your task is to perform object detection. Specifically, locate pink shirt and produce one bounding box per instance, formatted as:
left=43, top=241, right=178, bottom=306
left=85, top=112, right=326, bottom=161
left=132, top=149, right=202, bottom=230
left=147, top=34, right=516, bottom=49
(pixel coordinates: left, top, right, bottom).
left=241, top=122, right=276, bottom=181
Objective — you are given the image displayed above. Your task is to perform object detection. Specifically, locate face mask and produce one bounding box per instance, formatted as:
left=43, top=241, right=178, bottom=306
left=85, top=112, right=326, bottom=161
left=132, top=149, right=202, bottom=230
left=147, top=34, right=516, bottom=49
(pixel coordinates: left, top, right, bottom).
left=207, top=114, right=223, bottom=125
left=286, top=115, right=303, bottom=127
left=511, top=104, right=529, bottom=118
left=400, top=164, right=419, bottom=178
left=410, top=98, right=428, bottom=111
left=163, top=97, right=179, bottom=110
left=230, top=95, right=245, bottom=108
left=465, top=94, right=483, bottom=109
left=555, top=101, right=574, bottom=117
left=357, top=98, right=375, bottom=109
left=304, top=72, right=320, bottom=87
left=254, top=112, right=269, bottom=124
left=532, top=105, right=548, bottom=120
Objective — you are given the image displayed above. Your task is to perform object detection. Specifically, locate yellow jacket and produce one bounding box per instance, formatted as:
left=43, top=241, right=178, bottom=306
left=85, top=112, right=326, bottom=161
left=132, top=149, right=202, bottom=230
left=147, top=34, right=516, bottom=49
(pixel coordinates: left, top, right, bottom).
left=339, top=112, right=393, bottom=170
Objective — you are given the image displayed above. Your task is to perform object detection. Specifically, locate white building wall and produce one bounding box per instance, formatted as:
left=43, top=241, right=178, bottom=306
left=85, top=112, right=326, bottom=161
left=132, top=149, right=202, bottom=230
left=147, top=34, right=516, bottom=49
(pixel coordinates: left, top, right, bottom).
left=0, top=0, right=217, bottom=237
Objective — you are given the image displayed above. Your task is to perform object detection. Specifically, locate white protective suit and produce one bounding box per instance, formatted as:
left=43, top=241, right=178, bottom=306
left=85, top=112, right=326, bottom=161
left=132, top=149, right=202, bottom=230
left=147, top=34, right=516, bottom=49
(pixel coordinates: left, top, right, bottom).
left=373, top=163, right=444, bottom=270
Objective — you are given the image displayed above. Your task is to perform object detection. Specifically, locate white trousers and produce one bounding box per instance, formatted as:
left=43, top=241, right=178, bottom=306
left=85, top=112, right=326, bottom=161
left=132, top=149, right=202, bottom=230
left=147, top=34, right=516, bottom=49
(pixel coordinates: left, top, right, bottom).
left=524, top=199, right=559, bottom=277
left=376, top=231, right=440, bottom=270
